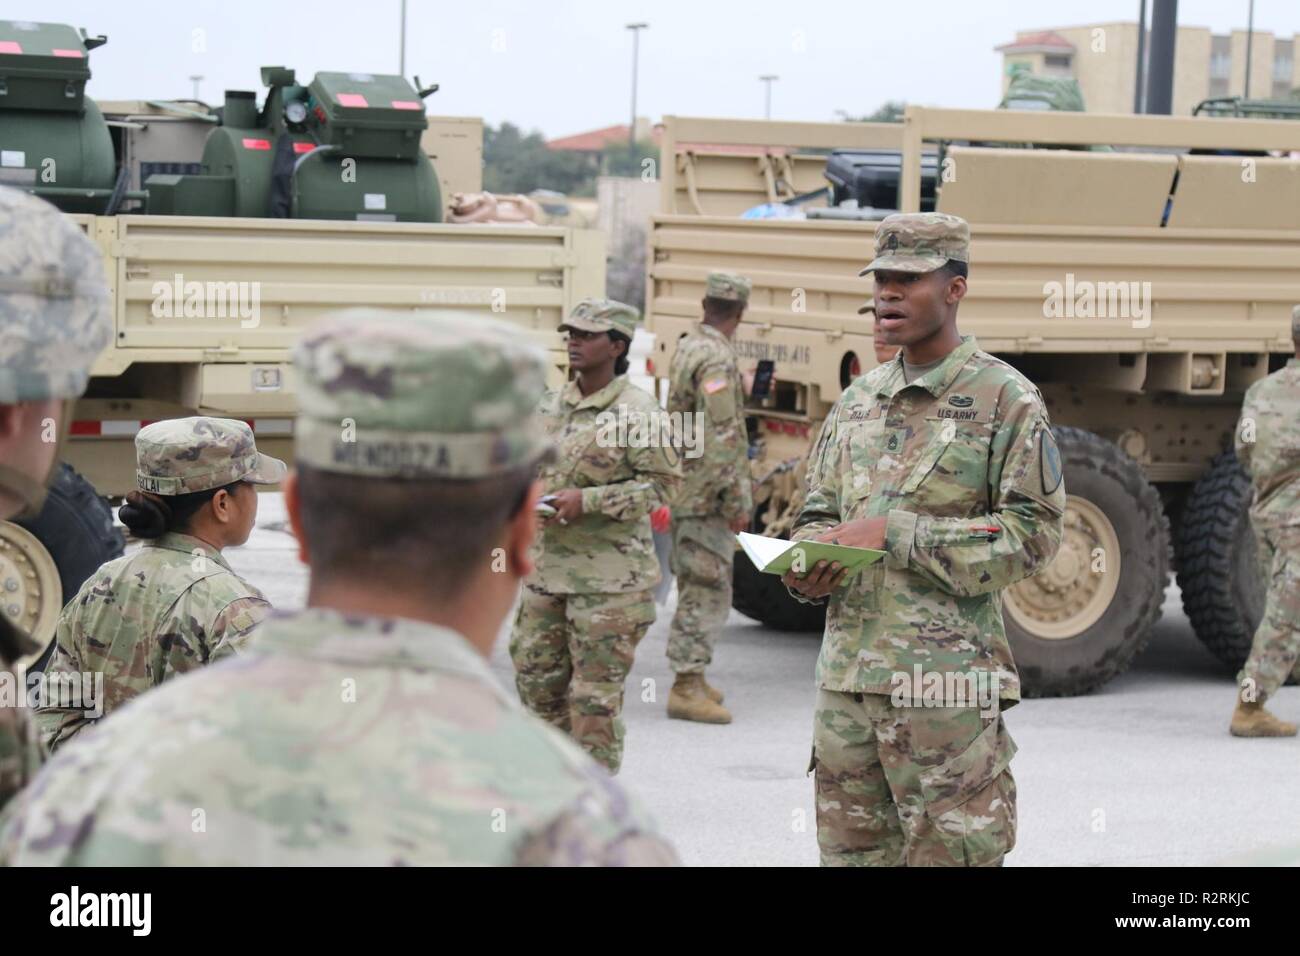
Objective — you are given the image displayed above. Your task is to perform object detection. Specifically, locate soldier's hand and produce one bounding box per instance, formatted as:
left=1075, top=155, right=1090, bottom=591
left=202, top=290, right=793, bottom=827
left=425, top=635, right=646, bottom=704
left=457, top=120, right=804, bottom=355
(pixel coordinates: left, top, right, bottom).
left=728, top=515, right=749, bottom=534
left=782, top=560, right=848, bottom=599
left=816, top=518, right=888, bottom=551
left=547, top=489, right=584, bottom=525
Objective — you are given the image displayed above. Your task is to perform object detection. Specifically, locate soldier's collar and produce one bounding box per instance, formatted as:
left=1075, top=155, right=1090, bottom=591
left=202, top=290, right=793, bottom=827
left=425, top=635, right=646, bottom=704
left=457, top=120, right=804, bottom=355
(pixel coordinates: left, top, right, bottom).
left=562, top=373, right=630, bottom=412
left=877, top=336, right=979, bottom=399
left=248, top=607, right=515, bottom=699
left=144, top=531, right=233, bottom=573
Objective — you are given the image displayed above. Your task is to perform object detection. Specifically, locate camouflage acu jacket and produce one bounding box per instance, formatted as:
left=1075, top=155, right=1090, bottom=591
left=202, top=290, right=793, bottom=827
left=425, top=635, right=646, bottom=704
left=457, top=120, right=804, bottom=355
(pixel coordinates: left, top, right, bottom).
left=35, top=532, right=269, bottom=752
left=668, top=323, right=752, bottom=522
left=792, top=337, right=1066, bottom=703
left=0, top=608, right=680, bottom=866
left=1235, top=358, right=1300, bottom=529
left=529, top=375, right=681, bottom=594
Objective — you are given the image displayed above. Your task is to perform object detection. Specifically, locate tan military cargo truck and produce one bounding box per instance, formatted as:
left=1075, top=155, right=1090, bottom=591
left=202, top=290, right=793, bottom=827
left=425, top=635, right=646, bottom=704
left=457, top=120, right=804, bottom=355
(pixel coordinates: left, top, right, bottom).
left=3, top=101, right=603, bottom=663
left=646, top=107, right=1299, bottom=696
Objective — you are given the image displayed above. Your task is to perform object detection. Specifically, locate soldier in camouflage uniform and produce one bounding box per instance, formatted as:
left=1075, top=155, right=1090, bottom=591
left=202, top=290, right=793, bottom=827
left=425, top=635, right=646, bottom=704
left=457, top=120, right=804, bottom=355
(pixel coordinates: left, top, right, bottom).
left=664, top=271, right=753, bottom=724
left=0, top=308, right=679, bottom=865
left=510, top=299, right=681, bottom=773
left=35, top=417, right=282, bottom=753
left=1229, top=305, right=1300, bottom=737
left=0, top=188, right=113, bottom=810
left=784, top=213, right=1066, bottom=866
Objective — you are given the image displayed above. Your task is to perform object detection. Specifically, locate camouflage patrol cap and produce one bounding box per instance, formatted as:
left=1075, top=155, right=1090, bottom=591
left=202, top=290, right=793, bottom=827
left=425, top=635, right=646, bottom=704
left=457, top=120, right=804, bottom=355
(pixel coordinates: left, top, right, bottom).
left=0, top=187, right=112, bottom=403
left=705, top=271, right=751, bottom=304
left=294, top=309, right=551, bottom=479
left=136, top=417, right=287, bottom=495
left=857, top=300, right=875, bottom=315
left=559, top=298, right=640, bottom=339
left=859, top=212, right=970, bottom=276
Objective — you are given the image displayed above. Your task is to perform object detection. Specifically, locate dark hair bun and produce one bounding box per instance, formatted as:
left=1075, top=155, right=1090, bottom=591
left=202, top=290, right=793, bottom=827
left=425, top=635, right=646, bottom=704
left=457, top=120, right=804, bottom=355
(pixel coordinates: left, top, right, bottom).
left=119, top=491, right=170, bottom=539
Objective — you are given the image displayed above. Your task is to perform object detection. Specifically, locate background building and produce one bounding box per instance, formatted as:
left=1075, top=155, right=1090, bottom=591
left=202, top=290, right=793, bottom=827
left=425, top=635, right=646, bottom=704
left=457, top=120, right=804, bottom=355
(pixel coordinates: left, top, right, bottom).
left=996, top=22, right=1299, bottom=114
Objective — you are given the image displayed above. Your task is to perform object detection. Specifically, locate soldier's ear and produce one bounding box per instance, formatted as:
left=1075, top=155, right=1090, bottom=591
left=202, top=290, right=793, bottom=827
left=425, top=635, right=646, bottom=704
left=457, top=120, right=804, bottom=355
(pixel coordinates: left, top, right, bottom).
left=506, top=478, right=542, bottom=579
left=946, top=274, right=968, bottom=305
left=283, top=471, right=310, bottom=565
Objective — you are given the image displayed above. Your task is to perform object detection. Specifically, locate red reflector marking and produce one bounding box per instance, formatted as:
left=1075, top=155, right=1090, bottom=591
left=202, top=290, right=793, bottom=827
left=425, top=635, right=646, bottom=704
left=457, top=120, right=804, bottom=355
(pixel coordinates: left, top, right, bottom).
left=292, top=141, right=315, bottom=154
left=646, top=357, right=655, bottom=375
left=242, top=138, right=271, bottom=150
left=337, top=93, right=368, bottom=107
left=391, top=100, right=422, bottom=110
left=52, top=48, right=85, bottom=58
left=0, top=41, right=23, bottom=54
left=70, top=421, right=101, bottom=436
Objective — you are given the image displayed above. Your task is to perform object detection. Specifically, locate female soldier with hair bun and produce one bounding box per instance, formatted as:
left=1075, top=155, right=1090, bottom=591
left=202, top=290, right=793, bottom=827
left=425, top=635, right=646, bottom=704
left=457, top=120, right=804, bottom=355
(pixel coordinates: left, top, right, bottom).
left=36, top=417, right=285, bottom=752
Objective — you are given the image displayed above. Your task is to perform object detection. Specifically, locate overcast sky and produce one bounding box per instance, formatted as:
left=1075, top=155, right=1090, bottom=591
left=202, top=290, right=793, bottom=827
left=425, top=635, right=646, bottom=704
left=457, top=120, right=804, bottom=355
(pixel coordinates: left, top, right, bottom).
left=23, top=0, right=1300, bottom=137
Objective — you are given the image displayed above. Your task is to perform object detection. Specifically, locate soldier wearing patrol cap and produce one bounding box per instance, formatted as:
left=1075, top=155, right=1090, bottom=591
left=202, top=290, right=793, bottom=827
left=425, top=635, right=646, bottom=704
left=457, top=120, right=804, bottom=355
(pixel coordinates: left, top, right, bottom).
left=0, top=309, right=679, bottom=865
left=0, top=187, right=113, bottom=808
left=785, top=212, right=1066, bottom=866
left=663, top=270, right=754, bottom=724
left=509, top=298, right=682, bottom=774
left=35, top=416, right=283, bottom=753
left=1229, top=304, right=1300, bottom=737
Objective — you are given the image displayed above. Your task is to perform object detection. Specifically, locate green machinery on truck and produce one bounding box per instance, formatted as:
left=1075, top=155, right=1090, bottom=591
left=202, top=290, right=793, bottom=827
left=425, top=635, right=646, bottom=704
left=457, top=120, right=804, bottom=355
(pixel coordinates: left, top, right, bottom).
left=0, top=20, right=604, bottom=664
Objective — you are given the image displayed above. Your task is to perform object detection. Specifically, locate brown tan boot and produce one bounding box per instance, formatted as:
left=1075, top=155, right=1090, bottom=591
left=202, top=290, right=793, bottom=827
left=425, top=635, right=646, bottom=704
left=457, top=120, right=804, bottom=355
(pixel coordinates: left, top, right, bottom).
left=700, top=674, right=725, bottom=705
left=668, top=673, right=732, bottom=724
left=1230, top=700, right=1298, bottom=737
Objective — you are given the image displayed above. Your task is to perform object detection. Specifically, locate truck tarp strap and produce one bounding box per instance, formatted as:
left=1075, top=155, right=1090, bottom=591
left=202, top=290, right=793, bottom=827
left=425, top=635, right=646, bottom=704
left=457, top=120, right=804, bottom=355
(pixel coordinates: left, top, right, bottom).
left=268, top=135, right=295, bottom=218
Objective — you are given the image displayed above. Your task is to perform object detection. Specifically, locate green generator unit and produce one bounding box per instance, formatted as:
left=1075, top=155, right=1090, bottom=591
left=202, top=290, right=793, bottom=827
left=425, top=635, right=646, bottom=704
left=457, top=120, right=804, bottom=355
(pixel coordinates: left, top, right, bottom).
left=147, top=67, right=442, bottom=222
left=0, top=20, right=136, bottom=213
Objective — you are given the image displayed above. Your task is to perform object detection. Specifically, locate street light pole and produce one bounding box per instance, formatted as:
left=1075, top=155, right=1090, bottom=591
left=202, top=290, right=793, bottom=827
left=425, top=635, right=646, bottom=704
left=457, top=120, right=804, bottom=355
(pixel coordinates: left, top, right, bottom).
left=189, top=74, right=203, bottom=101
left=1244, top=0, right=1256, bottom=99
left=627, top=23, right=648, bottom=154
left=399, top=0, right=407, bottom=77
left=760, top=74, right=779, bottom=119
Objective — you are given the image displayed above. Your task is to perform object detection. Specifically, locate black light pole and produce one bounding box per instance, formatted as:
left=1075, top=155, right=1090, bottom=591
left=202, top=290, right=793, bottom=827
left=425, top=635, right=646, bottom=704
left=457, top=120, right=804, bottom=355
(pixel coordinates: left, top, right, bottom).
left=1147, top=0, right=1178, bottom=115
left=1134, top=0, right=1148, bottom=112
left=627, top=23, right=648, bottom=154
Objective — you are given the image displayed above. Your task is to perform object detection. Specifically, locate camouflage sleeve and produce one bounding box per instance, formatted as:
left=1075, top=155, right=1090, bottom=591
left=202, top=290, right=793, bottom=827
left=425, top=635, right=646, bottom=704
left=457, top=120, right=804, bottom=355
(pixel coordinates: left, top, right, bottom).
left=160, top=582, right=271, bottom=679
left=0, top=663, right=42, bottom=812
left=785, top=403, right=846, bottom=605
left=697, top=362, right=752, bottom=521
left=579, top=434, right=682, bottom=522
left=511, top=780, right=681, bottom=866
left=33, top=612, right=92, bottom=755
left=792, top=401, right=845, bottom=543
left=207, top=596, right=272, bottom=663
left=885, top=390, right=1066, bottom=598
left=1234, top=388, right=1257, bottom=475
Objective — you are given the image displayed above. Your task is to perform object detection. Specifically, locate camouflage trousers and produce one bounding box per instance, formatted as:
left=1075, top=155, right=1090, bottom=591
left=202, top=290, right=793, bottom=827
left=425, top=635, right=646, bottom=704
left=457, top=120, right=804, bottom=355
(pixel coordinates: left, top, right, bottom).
left=811, top=690, right=1018, bottom=867
left=509, top=586, right=655, bottom=774
left=1238, top=527, right=1300, bottom=705
left=666, top=517, right=732, bottom=675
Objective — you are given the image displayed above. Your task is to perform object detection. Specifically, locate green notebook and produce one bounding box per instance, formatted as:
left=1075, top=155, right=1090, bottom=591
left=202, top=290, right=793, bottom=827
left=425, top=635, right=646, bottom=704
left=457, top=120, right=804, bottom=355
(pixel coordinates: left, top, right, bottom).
left=736, top=532, right=886, bottom=576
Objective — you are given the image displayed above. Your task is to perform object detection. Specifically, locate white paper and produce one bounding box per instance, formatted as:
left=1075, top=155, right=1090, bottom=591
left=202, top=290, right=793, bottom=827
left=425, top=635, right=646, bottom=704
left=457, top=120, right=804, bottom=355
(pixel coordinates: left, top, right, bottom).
left=736, top=532, right=793, bottom=572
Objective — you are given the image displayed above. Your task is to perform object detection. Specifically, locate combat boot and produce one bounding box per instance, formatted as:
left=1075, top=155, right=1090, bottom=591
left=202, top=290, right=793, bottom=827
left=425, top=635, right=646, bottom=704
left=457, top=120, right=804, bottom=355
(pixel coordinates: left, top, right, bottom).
left=668, top=673, right=732, bottom=724
left=700, top=674, right=725, bottom=705
left=1230, top=700, right=1298, bottom=737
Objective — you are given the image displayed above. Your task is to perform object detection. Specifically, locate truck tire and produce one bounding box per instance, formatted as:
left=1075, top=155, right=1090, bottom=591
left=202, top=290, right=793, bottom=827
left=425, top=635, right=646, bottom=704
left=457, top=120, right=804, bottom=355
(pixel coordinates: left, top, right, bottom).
left=1175, top=451, right=1267, bottom=672
left=731, top=549, right=827, bottom=632
left=4, top=464, right=124, bottom=672
left=1003, top=427, right=1170, bottom=697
